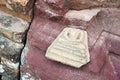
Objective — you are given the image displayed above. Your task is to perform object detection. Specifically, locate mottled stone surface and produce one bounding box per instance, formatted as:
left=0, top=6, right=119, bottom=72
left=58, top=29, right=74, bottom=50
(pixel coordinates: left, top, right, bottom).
left=4, top=0, right=34, bottom=13
left=46, top=28, right=90, bottom=68
left=1, top=57, right=19, bottom=70
left=109, top=53, right=120, bottom=80
left=69, top=0, right=120, bottom=10
left=0, top=7, right=29, bottom=80
left=0, top=64, right=19, bottom=80
left=108, top=34, right=120, bottom=55
left=21, top=38, right=116, bottom=80
left=0, top=11, right=29, bottom=43
left=0, top=35, right=24, bottom=63
left=42, top=0, right=120, bottom=12
left=65, top=9, right=101, bottom=22
left=64, top=8, right=101, bottom=29
left=20, top=2, right=120, bottom=79
left=0, top=0, right=114, bottom=80
left=0, top=0, right=35, bottom=22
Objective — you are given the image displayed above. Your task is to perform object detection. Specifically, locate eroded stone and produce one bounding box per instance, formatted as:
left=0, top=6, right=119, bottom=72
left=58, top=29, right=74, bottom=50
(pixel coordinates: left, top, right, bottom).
left=65, top=9, right=101, bottom=22
left=1, top=57, right=19, bottom=70
left=0, top=57, right=19, bottom=80
left=45, top=27, right=90, bottom=68
left=2, top=0, right=34, bottom=13
left=1, top=65, right=19, bottom=80
left=0, top=0, right=34, bottom=22
left=0, top=65, right=4, bottom=73
left=0, top=35, right=24, bottom=63
left=0, top=11, right=29, bottom=43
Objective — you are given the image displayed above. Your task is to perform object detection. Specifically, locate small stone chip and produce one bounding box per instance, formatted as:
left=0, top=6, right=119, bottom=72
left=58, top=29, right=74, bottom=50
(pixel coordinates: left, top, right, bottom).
left=65, top=9, right=101, bottom=22
left=45, top=27, right=90, bottom=68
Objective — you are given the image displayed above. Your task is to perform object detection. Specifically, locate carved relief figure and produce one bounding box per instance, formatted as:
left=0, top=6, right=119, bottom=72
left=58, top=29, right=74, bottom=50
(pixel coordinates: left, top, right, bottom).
left=45, top=27, right=90, bottom=68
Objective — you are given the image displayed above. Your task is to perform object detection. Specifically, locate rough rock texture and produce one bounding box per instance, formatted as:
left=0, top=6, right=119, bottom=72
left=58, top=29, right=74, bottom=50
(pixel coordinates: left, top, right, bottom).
left=68, top=0, right=120, bottom=10
left=0, top=10, right=30, bottom=80
left=1, top=57, right=19, bottom=80
left=0, top=35, right=24, bottom=63
left=0, top=0, right=35, bottom=22
left=64, top=9, right=101, bottom=22
left=20, top=0, right=120, bottom=79
left=44, top=0, right=120, bottom=10
left=0, top=0, right=119, bottom=80
left=0, top=11, right=29, bottom=43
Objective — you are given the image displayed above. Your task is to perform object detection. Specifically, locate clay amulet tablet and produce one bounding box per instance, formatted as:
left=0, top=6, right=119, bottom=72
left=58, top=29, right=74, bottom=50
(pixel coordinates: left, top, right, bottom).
left=45, top=27, right=90, bottom=68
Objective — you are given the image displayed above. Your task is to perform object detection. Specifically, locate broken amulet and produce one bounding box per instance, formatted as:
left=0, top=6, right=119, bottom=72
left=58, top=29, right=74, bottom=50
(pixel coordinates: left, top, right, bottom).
left=45, top=27, right=90, bottom=68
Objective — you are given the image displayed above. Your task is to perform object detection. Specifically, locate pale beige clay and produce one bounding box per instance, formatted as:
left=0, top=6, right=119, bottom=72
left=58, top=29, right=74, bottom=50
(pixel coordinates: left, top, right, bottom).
left=65, top=9, right=101, bottom=22
left=45, top=27, right=90, bottom=68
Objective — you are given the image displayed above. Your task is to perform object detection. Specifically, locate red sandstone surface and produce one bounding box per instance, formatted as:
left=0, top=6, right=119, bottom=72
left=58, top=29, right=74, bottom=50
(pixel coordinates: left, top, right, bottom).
left=20, top=0, right=120, bottom=80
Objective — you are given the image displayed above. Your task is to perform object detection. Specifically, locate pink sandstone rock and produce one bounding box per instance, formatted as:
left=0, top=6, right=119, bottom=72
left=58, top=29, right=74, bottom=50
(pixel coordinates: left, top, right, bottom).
left=109, top=53, right=120, bottom=80
left=21, top=42, right=117, bottom=80
left=0, top=0, right=35, bottom=22
left=43, top=0, right=120, bottom=10
left=20, top=0, right=120, bottom=80
left=67, top=0, right=120, bottom=10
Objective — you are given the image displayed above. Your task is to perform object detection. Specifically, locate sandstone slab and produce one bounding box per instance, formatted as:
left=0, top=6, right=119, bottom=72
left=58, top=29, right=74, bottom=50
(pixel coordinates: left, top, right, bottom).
left=35, top=0, right=68, bottom=20
left=20, top=41, right=116, bottom=80
left=109, top=53, right=120, bottom=80
left=0, top=57, right=19, bottom=80
left=65, top=9, right=101, bottom=22
left=0, top=64, right=19, bottom=80
left=68, top=0, right=120, bottom=10
left=20, top=1, right=120, bottom=80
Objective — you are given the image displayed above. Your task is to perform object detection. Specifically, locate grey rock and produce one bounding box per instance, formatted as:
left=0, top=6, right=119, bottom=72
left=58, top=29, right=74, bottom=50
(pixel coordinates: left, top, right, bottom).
left=0, top=65, right=4, bottom=73
left=0, top=35, right=24, bottom=63
left=20, top=42, right=29, bottom=65
left=4, top=0, right=34, bottom=13
left=0, top=0, right=34, bottom=22
left=0, top=11, right=29, bottom=43
left=1, top=65, right=19, bottom=80
left=1, top=57, right=19, bottom=70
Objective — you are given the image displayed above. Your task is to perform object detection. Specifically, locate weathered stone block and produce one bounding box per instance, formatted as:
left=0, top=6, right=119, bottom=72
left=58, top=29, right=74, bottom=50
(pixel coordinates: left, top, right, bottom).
left=65, top=9, right=101, bottom=22
left=20, top=41, right=117, bottom=80
left=0, top=57, right=19, bottom=80
left=64, top=9, right=101, bottom=29
left=16, top=0, right=120, bottom=80
left=108, top=34, right=120, bottom=55
left=0, top=64, right=4, bottom=73
left=109, top=53, right=120, bottom=80
left=0, top=0, right=35, bottom=22
left=68, top=0, right=120, bottom=10
left=0, top=11, right=29, bottom=43
left=45, top=28, right=90, bottom=68
left=0, top=35, right=24, bottom=63
left=0, top=65, right=19, bottom=80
